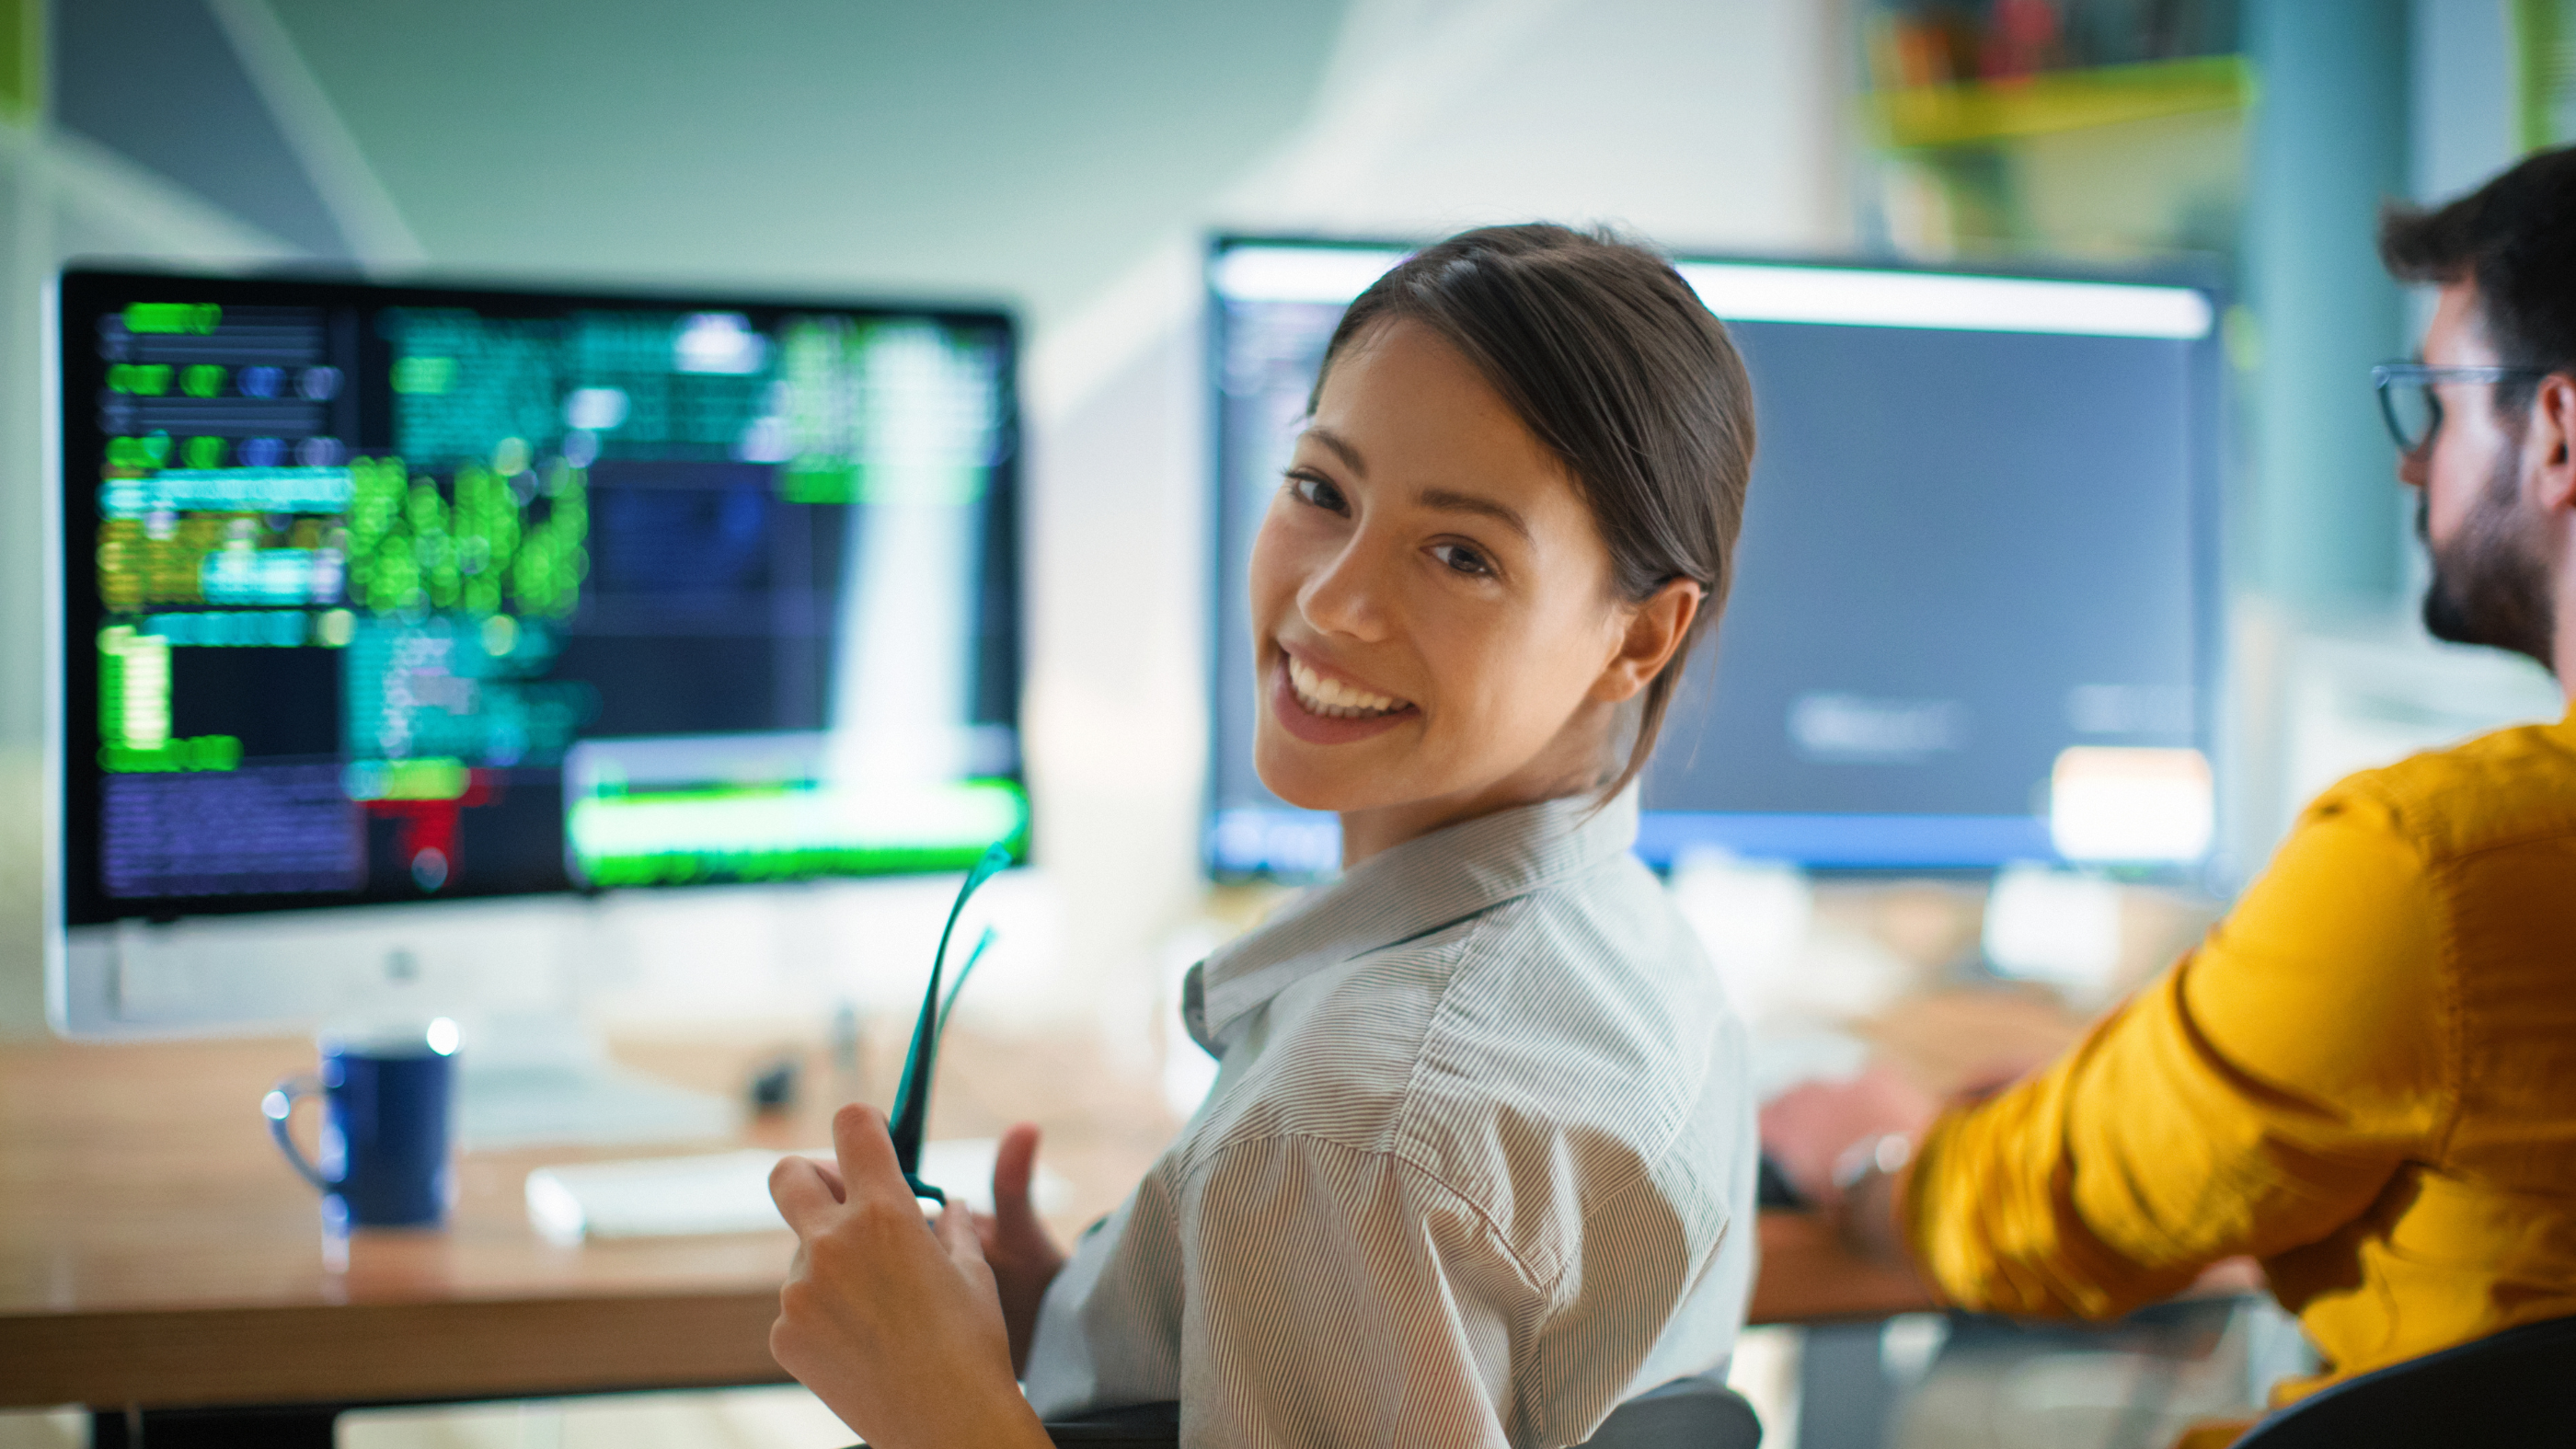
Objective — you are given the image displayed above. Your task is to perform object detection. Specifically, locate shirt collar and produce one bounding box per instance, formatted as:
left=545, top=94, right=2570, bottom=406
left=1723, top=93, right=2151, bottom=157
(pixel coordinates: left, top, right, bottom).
left=1184, top=788, right=1640, bottom=1054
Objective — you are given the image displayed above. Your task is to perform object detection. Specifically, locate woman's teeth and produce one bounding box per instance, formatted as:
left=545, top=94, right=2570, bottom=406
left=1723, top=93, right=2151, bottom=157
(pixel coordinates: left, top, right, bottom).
left=1287, top=656, right=1408, bottom=718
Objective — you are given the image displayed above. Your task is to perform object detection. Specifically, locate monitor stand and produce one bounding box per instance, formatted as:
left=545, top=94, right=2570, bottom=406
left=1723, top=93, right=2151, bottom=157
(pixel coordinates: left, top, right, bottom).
left=58, top=911, right=740, bottom=1151
left=453, top=1010, right=739, bottom=1152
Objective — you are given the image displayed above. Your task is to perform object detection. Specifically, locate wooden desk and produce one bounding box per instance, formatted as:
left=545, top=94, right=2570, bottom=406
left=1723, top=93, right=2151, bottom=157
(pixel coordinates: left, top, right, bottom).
left=1, top=1033, right=1937, bottom=1417
left=0, top=1028, right=1184, bottom=1413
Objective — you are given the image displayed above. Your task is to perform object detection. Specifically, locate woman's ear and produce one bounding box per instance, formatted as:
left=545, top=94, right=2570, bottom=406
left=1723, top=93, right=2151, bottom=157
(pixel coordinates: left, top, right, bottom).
left=1593, top=579, right=1702, bottom=704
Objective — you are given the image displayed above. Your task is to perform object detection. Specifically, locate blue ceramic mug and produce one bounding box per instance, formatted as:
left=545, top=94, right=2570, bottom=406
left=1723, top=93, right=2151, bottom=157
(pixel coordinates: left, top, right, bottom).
left=264, top=1019, right=460, bottom=1232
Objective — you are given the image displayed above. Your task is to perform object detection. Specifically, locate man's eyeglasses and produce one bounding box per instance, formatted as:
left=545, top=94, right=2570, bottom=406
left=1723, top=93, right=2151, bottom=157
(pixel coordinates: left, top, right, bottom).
left=2371, top=362, right=2550, bottom=453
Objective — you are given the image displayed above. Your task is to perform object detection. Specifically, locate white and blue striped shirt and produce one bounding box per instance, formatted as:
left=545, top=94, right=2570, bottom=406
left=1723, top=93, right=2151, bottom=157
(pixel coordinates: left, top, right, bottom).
left=1023, top=789, right=1758, bottom=1448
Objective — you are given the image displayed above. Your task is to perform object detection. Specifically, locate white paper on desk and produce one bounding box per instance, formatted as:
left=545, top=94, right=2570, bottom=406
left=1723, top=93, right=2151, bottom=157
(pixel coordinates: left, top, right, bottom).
left=524, top=1139, right=1071, bottom=1245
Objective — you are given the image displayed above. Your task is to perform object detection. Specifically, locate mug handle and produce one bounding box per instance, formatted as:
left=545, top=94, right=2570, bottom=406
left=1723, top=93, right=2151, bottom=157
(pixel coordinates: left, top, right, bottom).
left=263, top=1075, right=333, bottom=1192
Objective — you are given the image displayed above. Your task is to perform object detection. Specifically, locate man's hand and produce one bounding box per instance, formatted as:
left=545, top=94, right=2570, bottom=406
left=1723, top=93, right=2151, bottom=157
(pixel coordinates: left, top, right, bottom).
left=975, top=1121, right=1068, bottom=1374
left=1758, top=1064, right=1938, bottom=1208
left=768, top=1104, right=1053, bottom=1449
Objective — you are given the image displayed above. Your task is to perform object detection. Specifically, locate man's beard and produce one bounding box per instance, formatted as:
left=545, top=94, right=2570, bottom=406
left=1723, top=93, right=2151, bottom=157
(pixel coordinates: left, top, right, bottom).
left=2421, top=449, right=2556, bottom=669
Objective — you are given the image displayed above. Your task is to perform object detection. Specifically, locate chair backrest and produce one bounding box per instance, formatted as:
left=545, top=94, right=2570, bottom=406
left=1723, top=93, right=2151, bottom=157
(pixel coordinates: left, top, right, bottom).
left=1042, top=1377, right=1762, bottom=1449
left=1043, top=1400, right=1177, bottom=1447
left=1574, top=1374, right=1762, bottom=1449
left=2232, top=1314, right=2576, bottom=1449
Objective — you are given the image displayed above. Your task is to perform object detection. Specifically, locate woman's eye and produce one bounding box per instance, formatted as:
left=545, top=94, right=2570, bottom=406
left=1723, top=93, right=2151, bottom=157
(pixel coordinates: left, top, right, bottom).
left=1287, top=472, right=1348, bottom=513
left=1431, top=542, right=1493, bottom=578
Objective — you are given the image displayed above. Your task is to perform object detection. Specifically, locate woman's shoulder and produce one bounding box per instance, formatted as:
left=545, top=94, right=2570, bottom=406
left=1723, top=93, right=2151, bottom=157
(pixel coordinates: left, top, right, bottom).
left=1396, top=861, right=1743, bottom=1156
left=1181, top=908, right=1493, bottom=1164
left=1189, top=857, right=1745, bottom=1208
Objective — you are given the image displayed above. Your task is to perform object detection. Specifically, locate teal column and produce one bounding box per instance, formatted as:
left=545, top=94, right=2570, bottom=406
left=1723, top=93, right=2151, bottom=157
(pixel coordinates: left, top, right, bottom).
left=2246, top=0, right=2412, bottom=611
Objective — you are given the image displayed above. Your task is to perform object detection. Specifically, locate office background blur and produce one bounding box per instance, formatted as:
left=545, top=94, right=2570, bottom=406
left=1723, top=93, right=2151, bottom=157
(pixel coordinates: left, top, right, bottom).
left=0, top=0, right=1847, bottom=1042
left=1, top=1, right=2571, bottom=1444
left=8, top=0, right=2565, bottom=1029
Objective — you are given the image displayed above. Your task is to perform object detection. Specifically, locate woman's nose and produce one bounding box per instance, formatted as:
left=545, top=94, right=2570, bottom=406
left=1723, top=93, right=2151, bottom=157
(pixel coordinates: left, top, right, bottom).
left=1299, top=536, right=1392, bottom=641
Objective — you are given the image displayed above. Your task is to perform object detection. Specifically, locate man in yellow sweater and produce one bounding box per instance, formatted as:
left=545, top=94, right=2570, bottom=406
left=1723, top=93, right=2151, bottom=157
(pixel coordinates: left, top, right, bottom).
left=1768, top=144, right=2576, bottom=1421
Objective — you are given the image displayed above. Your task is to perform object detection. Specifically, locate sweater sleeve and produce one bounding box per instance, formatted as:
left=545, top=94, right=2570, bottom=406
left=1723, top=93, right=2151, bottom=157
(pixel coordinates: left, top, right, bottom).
left=1904, top=788, right=2450, bottom=1319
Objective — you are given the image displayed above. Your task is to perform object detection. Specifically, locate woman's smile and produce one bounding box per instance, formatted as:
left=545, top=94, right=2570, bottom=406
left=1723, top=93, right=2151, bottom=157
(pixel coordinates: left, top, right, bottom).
left=1270, top=646, right=1420, bottom=744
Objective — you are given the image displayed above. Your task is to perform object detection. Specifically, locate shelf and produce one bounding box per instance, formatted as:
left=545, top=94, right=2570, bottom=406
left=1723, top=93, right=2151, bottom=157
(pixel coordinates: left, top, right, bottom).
left=1869, top=53, right=2250, bottom=150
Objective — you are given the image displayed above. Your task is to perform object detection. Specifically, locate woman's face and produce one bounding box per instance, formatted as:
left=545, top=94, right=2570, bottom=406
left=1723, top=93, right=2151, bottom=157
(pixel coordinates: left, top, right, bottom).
left=1248, top=319, right=1688, bottom=845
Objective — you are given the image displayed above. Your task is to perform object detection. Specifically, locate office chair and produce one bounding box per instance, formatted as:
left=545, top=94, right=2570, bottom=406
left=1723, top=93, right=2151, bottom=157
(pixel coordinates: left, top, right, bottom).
left=1042, top=1374, right=1762, bottom=1448
left=2230, top=1313, right=2576, bottom=1449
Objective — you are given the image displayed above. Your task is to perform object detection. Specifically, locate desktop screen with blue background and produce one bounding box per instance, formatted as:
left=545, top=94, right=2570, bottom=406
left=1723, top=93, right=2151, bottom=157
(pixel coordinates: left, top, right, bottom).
left=59, top=270, right=1025, bottom=928
left=1205, top=243, right=2221, bottom=876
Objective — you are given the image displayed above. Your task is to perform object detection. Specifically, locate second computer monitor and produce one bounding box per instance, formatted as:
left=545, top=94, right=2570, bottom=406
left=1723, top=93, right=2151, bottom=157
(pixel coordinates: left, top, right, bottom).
left=1206, top=241, right=2220, bottom=876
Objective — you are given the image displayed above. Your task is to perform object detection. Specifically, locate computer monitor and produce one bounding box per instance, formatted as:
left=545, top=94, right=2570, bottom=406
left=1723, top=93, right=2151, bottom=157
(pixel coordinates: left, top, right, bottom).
left=1205, top=240, right=2221, bottom=878
left=49, top=269, right=1025, bottom=1041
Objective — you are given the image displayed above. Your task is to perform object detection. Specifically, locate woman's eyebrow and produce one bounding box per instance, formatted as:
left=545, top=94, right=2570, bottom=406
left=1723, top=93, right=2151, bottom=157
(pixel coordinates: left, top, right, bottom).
left=1303, top=425, right=1368, bottom=476
left=1417, top=488, right=1531, bottom=542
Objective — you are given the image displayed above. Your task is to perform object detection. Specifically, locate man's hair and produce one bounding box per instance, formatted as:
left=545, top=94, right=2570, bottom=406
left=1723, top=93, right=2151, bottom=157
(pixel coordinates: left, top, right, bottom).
left=1312, top=224, right=1757, bottom=801
left=2380, top=144, right=2576, bottom=415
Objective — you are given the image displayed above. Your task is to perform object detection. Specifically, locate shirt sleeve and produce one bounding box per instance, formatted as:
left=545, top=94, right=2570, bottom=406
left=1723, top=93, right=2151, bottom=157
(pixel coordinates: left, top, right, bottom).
left=1903, top=787, right=2453, bottom=1319
left=1175, top=1133, right=1696, bottom=1449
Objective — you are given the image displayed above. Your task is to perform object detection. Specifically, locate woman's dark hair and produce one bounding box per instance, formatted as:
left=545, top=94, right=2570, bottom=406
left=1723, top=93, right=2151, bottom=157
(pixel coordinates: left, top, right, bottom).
left=1309, top=223, right=1757, bottom=800
left=2381, top=144, right=2576, bottom=418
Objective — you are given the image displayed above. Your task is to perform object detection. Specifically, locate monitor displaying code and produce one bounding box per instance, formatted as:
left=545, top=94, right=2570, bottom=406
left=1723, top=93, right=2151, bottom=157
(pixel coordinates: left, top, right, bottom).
left=1204, top=242, right=2220, bottom=875
left=58, top=270, right=1024, bottom=926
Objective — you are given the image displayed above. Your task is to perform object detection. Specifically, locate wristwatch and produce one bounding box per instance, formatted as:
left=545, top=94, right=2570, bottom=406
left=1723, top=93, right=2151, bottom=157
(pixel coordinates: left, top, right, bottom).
left=1832, top=1132, right=1914, bottom=1198
left=1829, top=1133, right=1914, bottom=1263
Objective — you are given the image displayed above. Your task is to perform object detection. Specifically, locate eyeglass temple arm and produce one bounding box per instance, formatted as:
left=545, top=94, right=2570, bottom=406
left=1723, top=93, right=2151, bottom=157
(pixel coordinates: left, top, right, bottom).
left=939, top=926, right=998, bottom=1031
left=888, top=842, right=1015, bottom=1201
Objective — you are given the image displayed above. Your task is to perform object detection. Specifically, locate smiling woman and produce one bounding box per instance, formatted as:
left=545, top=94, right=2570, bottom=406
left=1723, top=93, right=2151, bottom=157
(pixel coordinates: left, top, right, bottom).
left=1278, top=224, right=1754, bottom=803
left=1251, top=229, right=1754, bottom=861
left=769, top=227, right=1766, bottom=1449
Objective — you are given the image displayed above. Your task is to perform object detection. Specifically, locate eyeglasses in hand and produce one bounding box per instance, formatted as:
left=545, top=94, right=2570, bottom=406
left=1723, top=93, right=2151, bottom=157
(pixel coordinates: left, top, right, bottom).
left=888, top=841, right=1014, bottom=1205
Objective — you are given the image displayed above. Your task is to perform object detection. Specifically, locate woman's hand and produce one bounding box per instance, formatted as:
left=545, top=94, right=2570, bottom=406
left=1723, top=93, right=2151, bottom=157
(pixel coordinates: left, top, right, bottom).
left=768, top=1104, right=1053, bottom=1449
left=976, top=1122, right=1068, bottom=1374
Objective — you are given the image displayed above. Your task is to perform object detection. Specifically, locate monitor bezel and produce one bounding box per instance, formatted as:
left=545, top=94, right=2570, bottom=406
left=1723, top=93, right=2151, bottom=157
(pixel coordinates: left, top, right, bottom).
left=52, top=265, right=1028, bottom=930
